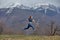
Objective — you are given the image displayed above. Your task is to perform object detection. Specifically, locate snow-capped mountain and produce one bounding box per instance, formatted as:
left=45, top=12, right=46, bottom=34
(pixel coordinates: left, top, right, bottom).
left=34, top=4, right=58, bottom=16
left=6, top=3, right=32, bottom=15
left=7, top=3, right=31, bottom=9
left=0, top=3, right=59, bottom=17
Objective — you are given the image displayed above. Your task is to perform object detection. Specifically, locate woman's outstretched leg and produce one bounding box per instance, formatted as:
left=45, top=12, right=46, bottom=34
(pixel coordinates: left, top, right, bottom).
left=24, top=23, right=34, bottom=30
left=30, top=24, right=34, bottom=30
left=31, top=26, right=34, bottom=30
left=24, top=24, right=30, bottom=30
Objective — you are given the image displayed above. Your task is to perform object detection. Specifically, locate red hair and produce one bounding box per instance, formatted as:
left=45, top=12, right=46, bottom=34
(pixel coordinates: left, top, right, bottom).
left=29, top=16, right=32, bottom=18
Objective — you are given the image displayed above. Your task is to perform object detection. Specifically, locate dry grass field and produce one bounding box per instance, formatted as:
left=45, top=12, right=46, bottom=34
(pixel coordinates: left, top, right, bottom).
left=0, top=35, right=60, bottom=40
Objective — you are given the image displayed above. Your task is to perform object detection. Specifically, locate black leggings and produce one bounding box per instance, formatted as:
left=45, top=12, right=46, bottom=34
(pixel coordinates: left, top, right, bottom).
left=24, top=24, right=34, bottom=30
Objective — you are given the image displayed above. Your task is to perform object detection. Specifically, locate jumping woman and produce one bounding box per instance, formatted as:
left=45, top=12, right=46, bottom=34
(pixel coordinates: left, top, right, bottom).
left=24, top=16, right=35, bottom=30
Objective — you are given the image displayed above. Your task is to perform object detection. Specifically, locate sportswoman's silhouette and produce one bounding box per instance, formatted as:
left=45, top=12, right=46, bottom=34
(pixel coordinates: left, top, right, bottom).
left=24, top=16, right=35, bottom=30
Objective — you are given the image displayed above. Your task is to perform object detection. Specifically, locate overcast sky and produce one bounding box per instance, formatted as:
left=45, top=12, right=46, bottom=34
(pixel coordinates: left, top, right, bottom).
left=0, top=0, right=60, bottom=8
